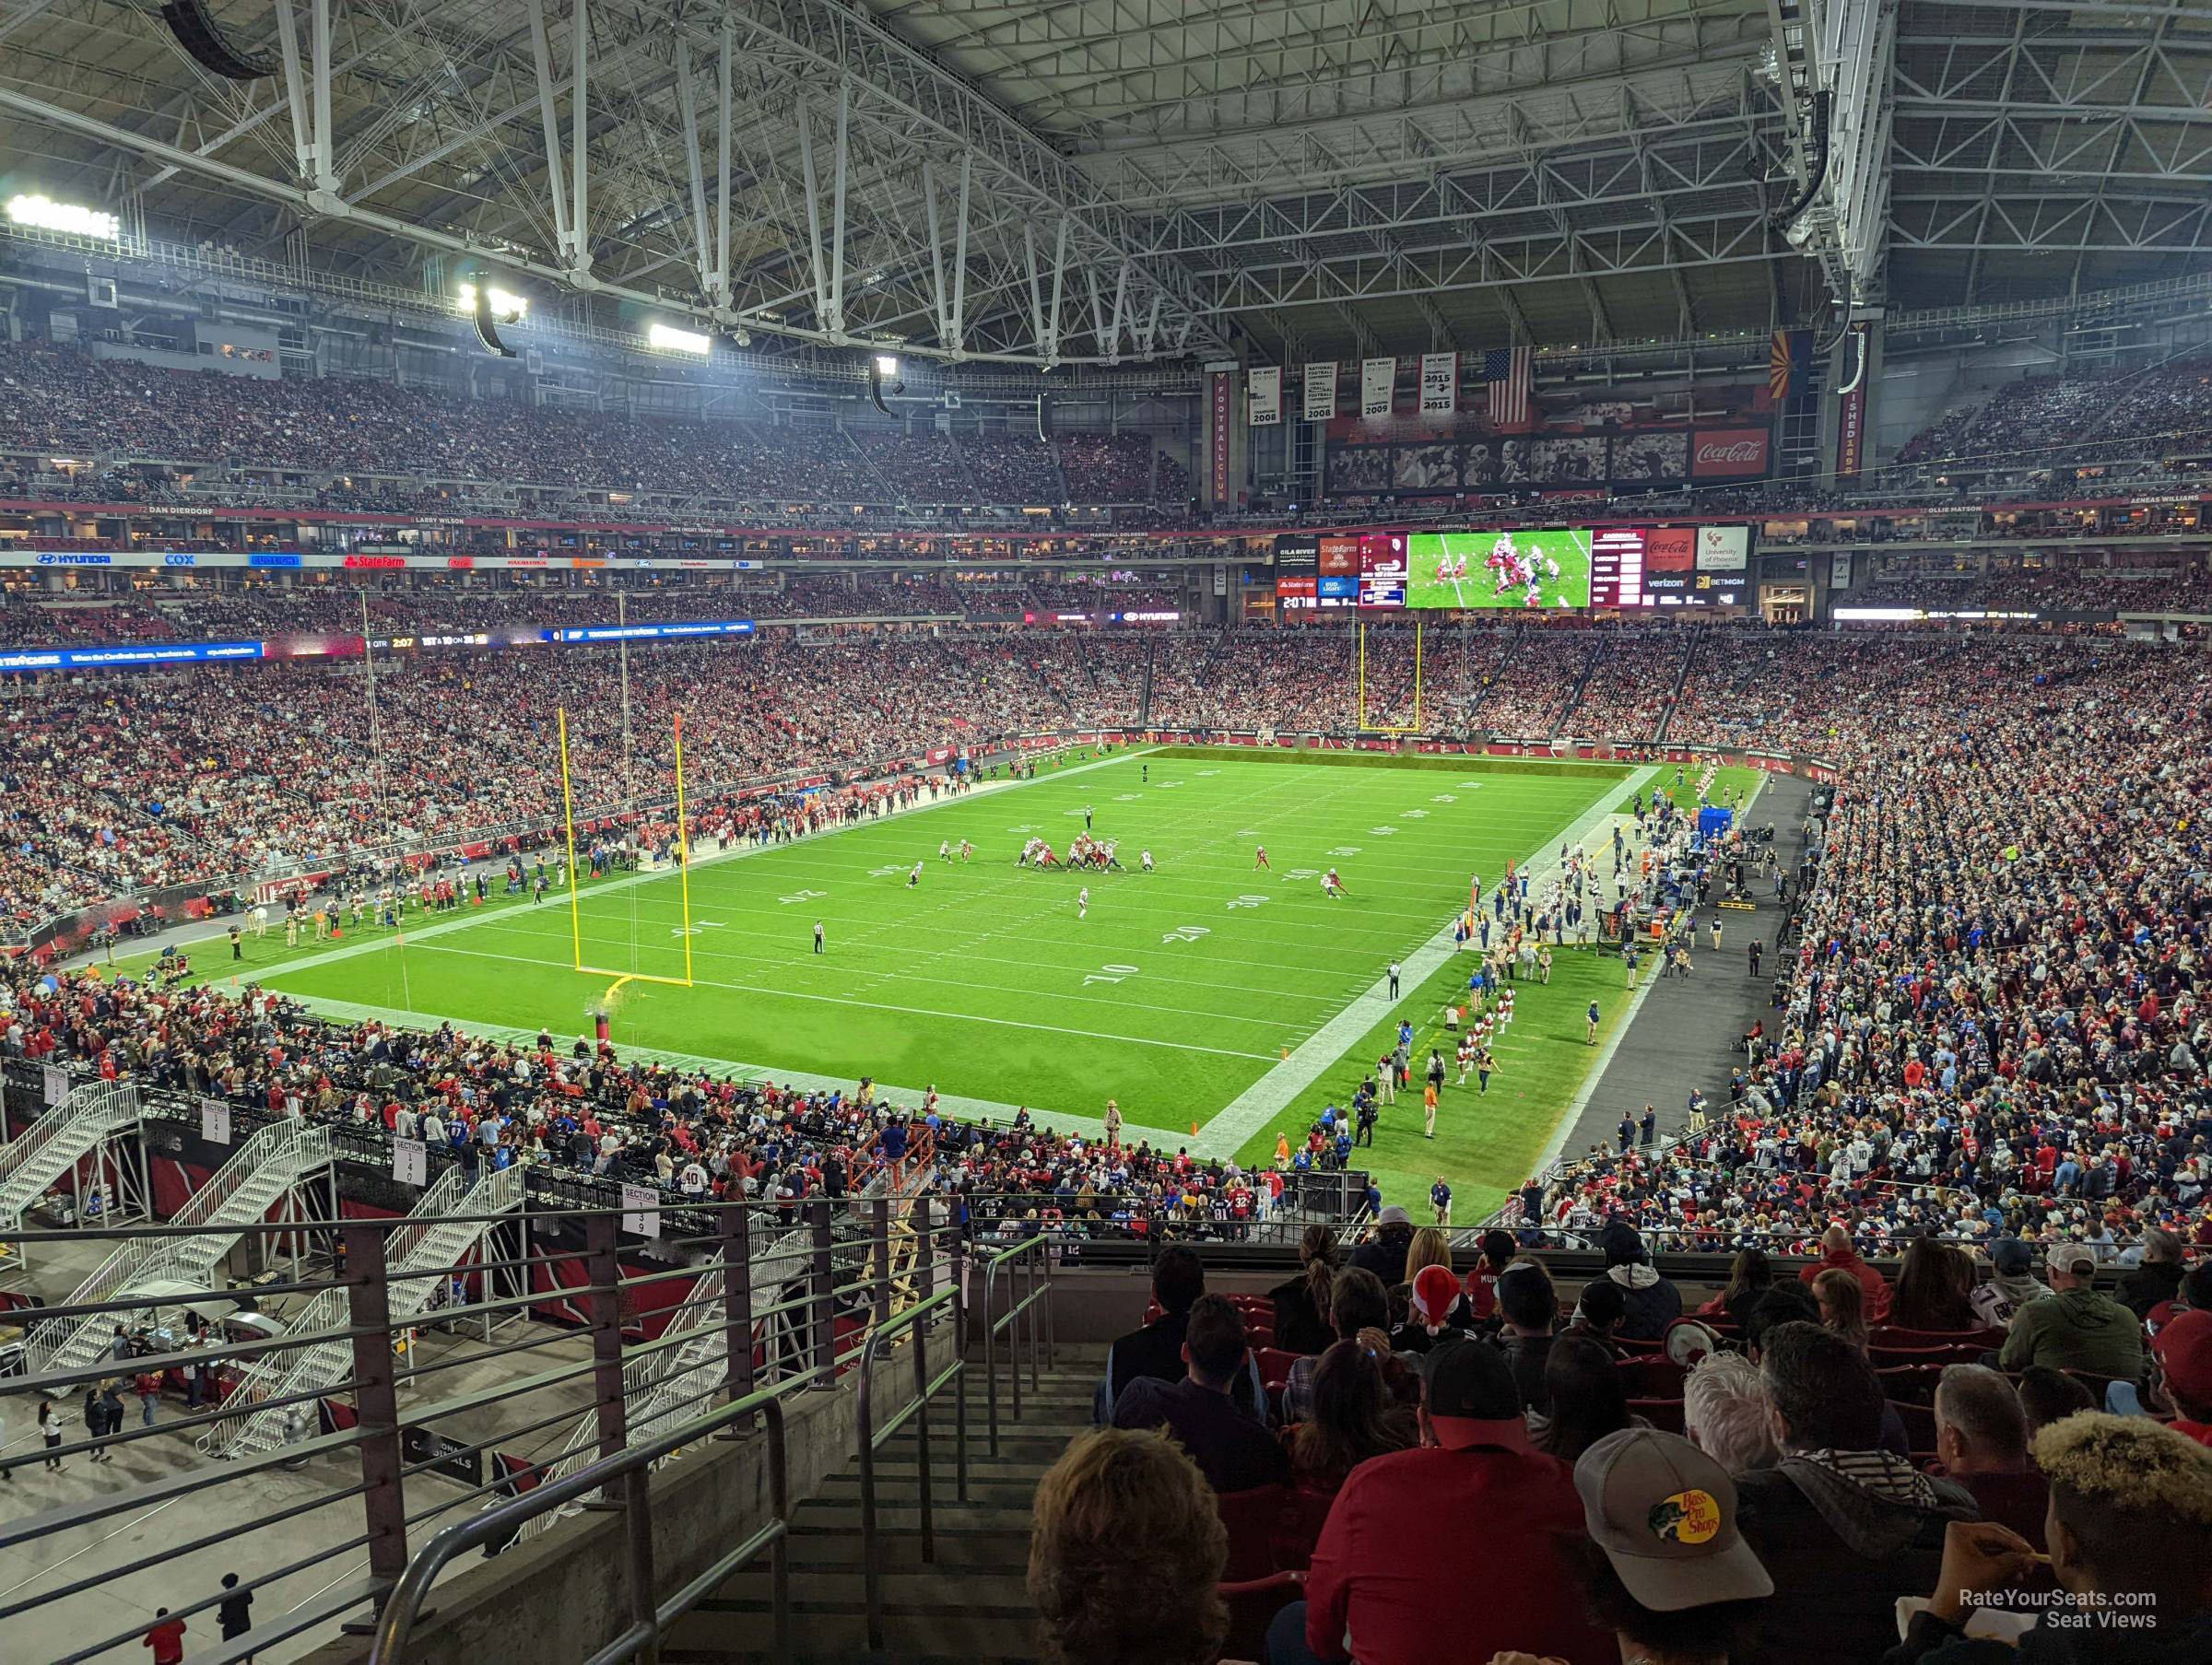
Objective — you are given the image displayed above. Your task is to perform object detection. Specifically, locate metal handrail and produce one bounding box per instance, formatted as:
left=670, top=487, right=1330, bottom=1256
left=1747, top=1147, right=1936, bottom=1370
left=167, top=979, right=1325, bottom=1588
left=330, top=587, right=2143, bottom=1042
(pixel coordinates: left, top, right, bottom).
left=853, top=1273, right=970, bottom=1654
left=368, top=1367, right=825, bottom=1665
left=979, top=1232, right=1055, bottom=1458
left=0, top=1079, right=140, bottom=1218
left=23, top=1118, right=333, bottom=1375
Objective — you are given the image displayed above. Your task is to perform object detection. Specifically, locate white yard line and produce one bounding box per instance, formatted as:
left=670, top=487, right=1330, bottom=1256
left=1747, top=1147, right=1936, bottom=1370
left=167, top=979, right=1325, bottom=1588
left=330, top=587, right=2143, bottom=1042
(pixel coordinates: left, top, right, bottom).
left=290, top=995, right=1047, bottom=1131
left=178, top=745, right=1155, bottom=982
left=1185, top=764, right=1662, bottom=1158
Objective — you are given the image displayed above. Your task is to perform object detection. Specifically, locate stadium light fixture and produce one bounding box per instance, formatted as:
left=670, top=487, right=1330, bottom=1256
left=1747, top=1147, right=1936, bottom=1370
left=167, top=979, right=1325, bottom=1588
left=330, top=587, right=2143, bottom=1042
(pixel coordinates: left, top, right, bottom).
left=6, top=194, right=120, bottom=240
left=457, top=283, right=527, bottom=321
left=648, top=322, right=712, bottom=356
left=874, top=354, right=900, bottom=378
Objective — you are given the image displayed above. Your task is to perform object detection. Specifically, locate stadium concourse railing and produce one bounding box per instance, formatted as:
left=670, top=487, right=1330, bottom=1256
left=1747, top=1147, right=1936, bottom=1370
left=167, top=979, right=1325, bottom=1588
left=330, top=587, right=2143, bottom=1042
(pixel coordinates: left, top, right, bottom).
left=0, top=1176, right=983, bottom=1665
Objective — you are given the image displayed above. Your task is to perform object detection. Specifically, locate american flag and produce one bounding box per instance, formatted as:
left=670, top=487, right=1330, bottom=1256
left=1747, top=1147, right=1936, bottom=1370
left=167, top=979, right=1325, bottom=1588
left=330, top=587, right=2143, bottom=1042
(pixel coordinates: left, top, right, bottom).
left=1485, top=346, right=1533, bottom=427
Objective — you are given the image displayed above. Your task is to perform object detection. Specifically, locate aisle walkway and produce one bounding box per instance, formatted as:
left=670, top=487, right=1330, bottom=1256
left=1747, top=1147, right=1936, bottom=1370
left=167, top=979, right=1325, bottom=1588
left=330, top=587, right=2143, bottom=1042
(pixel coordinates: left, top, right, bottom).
left=1549, top=772, right=1813, bottom=1169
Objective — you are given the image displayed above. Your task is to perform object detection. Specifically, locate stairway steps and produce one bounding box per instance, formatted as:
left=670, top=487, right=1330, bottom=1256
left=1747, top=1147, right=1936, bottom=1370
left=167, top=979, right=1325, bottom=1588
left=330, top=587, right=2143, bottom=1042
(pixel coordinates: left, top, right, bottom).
left=791, top=1498, right=1038, bottom=1536
left=781, top=1528, right=1033, bottom=1570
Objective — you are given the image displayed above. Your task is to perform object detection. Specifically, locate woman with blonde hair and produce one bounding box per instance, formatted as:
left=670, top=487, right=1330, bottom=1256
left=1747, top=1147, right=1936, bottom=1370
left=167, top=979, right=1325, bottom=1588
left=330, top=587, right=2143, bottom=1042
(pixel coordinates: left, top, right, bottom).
left=1813, top=1265, right=1870, bottom=1353
left=1401, top=1225, right=1453, bottom=1289
left=1029, top=1428, right=1226, bottom=1665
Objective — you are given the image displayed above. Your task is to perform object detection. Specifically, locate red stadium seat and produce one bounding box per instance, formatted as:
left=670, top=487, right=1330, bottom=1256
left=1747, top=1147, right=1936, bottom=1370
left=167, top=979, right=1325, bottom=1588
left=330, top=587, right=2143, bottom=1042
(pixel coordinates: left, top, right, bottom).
left=1617, top=1355, right=1688, bottom=1399
left=1214, top=1484, right=1294, bottom=1581
left=1253, top=1346, right=1301, bottom=1389
left=1889, top=1398, right=1938, bottom=1451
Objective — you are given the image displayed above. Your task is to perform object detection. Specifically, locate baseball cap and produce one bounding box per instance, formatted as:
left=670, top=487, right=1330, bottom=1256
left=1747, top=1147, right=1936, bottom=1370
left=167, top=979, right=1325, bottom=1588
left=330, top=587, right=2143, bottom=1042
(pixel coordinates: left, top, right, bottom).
left=1574, top=1427, right=1773, bottom=1612
left=2048, top=1243, right=2098, bottom=1277
left=1377, top=1203, right=1412, bottom=1227
left=2153, top=1308, right=2212, bottom=1403
left=1990, top=1237, right=2034, bottom=1276
left=1419, top=1337, right=1529, bottom=1452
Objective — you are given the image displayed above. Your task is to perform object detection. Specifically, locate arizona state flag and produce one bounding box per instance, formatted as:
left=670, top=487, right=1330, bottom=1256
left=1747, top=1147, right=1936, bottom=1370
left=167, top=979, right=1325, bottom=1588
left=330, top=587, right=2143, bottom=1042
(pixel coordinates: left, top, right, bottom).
left=1769, top=329, right=1810, bottom=405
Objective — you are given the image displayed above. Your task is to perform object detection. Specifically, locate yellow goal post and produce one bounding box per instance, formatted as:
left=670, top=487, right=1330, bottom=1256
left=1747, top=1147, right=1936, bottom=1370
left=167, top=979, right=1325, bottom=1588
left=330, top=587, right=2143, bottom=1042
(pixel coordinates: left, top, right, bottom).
left=1356, top=616, right=1423, bottom=734
left=558, top=704, right=697, bottom=990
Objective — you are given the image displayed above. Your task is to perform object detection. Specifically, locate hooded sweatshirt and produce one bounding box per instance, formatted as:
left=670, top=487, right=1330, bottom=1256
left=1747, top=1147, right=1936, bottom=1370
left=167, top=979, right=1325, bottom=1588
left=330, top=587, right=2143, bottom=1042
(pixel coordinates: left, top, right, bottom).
left=1737, top=1450, right=1980, bottom=1665
left=1603, top=1260, right=1683, bottom=1341
left=1971, top=1272, right=2053, bottom=1328
left=1997, top=1285, right=2146, bottom=1379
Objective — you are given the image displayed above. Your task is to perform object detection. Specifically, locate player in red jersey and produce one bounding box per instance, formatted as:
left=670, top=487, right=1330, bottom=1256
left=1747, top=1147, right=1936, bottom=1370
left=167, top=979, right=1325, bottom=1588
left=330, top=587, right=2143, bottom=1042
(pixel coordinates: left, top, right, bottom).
left=1253, top=844, right=1271, bottom=871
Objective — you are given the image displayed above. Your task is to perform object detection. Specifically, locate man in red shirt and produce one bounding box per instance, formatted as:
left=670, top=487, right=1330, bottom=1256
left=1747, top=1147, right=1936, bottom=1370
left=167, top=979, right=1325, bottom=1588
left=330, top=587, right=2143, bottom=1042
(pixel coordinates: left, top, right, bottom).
left=1797, top=1222, right=1892, bottom=1321
left=143, top=1609, right=185, bottom=1665
left=1271, top=1337, right=1613, bottom=1665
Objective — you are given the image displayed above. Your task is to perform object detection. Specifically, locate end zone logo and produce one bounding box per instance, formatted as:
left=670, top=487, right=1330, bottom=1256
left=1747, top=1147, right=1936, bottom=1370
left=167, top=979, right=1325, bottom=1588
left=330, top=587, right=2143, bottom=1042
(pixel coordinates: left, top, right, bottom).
left=1689, top=428, right=1771, bottom=478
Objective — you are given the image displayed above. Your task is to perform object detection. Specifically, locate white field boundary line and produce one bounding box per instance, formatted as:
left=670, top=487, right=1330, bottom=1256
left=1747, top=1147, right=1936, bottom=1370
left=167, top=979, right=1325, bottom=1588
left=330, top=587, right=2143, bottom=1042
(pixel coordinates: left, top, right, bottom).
left=1523, top=766, right=1773, bottom=1178
left=288, top=995, right=1044, bottom=1131
left=125, top=745, right=1159, bottom=982
left=1187, top=764, right=1663, bottom=1159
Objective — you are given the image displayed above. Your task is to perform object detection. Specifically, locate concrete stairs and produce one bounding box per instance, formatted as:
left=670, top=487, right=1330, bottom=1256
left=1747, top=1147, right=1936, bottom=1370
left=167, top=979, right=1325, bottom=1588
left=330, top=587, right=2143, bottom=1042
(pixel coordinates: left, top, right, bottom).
left=663, top=1343, right=1105, bottom=1663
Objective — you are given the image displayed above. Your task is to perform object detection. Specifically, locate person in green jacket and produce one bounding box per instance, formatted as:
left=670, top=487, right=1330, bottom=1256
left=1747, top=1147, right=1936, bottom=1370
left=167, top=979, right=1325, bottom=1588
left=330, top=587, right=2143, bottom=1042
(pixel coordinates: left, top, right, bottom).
left=1997, top=1244, right=2145, bottom=1382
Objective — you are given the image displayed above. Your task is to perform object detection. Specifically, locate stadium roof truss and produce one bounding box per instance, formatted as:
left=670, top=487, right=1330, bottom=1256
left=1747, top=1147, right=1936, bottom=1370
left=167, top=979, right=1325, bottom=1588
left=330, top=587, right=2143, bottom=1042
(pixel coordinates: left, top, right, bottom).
left=0, top=0, right=2206, bottom=363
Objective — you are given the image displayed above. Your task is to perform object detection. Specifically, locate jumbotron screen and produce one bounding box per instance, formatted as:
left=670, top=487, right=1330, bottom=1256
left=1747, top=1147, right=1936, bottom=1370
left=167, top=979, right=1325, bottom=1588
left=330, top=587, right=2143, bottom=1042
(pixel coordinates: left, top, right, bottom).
left=1405, top=530, right=1594, bottom=610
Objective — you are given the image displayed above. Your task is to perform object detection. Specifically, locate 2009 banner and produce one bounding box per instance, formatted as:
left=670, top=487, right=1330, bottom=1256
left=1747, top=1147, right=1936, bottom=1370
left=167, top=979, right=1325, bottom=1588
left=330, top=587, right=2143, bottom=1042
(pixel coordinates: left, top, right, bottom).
left=1361, top=358, right=1394, bottom=417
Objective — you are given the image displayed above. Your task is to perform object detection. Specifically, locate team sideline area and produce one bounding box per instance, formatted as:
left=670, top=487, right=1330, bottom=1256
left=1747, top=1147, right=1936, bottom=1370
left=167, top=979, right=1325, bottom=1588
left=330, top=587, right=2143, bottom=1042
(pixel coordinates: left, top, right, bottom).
left=7, top=4, right=2212, bottom=1658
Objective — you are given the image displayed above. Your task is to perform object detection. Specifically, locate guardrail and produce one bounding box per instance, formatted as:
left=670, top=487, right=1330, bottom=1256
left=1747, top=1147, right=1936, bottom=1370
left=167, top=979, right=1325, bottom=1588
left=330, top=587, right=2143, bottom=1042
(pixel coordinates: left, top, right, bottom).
left=0, top=1183, right=935, bottom=1665
left=978, top=1232, right=1055, bottom=1460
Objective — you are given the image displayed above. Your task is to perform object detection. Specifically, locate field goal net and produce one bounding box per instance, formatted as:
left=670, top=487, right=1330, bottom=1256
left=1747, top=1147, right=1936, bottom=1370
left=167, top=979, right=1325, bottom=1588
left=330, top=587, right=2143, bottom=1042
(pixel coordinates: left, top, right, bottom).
left=1356, top=617, right=1424, bottom=734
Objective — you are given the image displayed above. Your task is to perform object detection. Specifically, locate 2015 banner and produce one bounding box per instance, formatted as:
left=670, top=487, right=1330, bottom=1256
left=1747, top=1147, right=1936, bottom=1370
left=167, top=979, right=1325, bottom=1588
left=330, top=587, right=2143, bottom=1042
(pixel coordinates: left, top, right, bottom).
left=1418, top=352, right=1457, bottom=416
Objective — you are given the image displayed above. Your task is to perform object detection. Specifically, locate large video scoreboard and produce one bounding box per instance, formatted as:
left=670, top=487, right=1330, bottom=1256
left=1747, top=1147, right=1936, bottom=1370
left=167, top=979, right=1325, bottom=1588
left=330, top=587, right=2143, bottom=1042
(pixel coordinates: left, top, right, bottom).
left=1277, top=525, right=1748, bottom=611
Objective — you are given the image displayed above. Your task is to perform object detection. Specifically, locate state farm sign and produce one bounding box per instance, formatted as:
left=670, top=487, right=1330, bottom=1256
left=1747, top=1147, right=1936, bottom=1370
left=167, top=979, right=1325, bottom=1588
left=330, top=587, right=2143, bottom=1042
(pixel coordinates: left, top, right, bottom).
left=1689, top=428, right=1771, bottom=479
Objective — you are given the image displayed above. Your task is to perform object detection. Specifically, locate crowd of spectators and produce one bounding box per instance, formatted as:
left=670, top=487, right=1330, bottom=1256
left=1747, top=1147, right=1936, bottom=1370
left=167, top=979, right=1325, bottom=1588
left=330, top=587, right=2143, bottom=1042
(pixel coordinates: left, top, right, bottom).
left=0, top=343, right=1188, bottom=513
left=1474, top=625, right=1601, bottom=738
left=1054, top=1237, right=2212, bottom=1665
left=1528, top=634, right=2212, bottom=1272
left=1897, top=353, right=2212, bottom=475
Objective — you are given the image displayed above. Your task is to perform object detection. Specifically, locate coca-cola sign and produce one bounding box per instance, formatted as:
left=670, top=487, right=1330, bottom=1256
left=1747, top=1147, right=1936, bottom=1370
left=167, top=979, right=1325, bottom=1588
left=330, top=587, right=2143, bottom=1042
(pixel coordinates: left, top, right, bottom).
left=1689, top=428, right=1771, bottom=478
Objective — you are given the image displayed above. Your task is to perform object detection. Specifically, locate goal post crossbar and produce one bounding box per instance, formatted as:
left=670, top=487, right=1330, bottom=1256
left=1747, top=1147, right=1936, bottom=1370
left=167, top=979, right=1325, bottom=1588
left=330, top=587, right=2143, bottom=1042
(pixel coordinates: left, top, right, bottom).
left=558, top=703, right=696, bottom=987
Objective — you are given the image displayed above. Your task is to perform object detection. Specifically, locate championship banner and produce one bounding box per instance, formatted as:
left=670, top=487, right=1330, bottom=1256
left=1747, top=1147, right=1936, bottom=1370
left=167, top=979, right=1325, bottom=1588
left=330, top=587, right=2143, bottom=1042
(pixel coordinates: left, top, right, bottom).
left=1360, top=358, right=1395, bottom=417
left=1302, top=362, right=1337, bottom=422
left=1418, top=352, right=1457, bottom=416
left=1248, top=365, right=1282, bottom=427
left=1830, top=551, right=1853, bottom=591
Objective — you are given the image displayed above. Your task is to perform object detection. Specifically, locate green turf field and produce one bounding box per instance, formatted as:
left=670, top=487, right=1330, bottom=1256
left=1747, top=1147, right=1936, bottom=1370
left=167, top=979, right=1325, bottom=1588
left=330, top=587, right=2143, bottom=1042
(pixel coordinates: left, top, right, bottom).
left=1405, top=528, right=1594, bottom=610
left=154, top=746, right=1659, bottom=1215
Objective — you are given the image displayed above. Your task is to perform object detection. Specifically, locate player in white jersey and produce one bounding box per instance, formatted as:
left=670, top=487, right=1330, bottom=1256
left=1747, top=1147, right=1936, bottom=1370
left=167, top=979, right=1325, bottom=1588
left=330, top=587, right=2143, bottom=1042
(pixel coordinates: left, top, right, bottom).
left=1323, top=866, right=1348, bottom=899
left=908, top=862, right=923, bottom=888
left=1140, top=849, right=1154, bottom=873
left=1077, top=885, right=1089, bottom=920
left=938, top=839, right=950, bottom=862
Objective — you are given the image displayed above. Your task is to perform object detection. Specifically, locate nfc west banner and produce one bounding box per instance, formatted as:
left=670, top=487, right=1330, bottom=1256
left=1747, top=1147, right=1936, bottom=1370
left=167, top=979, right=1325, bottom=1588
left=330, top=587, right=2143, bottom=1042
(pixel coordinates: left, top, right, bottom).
left=1248, top=365, right=1282, bottom=427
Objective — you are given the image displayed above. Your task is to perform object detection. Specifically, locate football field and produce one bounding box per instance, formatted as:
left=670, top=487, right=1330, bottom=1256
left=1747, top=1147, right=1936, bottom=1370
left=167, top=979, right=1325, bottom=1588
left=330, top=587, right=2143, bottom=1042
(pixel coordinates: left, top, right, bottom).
left=182, top=747, right=1656, bottom=1216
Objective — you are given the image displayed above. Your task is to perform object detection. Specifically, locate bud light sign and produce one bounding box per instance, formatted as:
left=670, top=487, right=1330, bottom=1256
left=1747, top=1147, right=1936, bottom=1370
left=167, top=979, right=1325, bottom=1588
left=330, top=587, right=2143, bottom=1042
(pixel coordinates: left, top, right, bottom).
left=1688, top=428, right=1771, bottom=479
